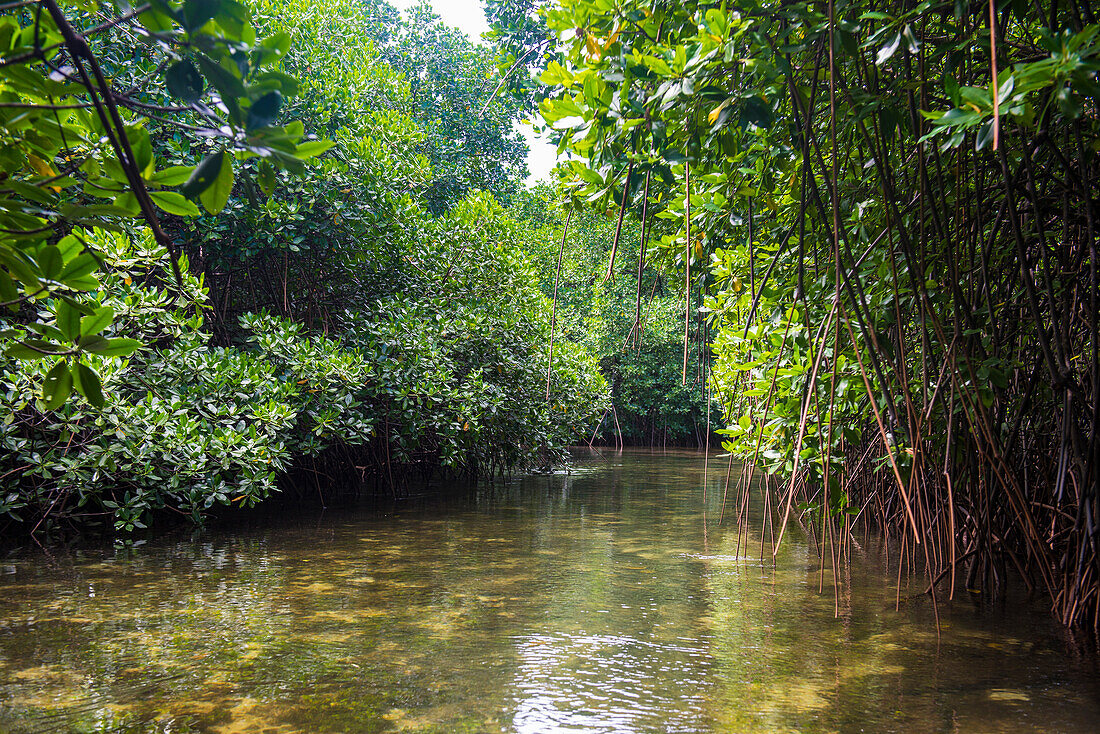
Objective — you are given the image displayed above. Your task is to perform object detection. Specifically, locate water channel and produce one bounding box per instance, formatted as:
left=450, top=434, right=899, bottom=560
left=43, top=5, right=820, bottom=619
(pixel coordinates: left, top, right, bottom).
left=1, top=450, right=1098, bottom=732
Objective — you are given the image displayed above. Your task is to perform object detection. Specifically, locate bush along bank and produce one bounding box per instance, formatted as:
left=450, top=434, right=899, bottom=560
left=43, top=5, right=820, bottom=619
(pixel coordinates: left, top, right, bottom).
left=0, top=0, right=607, bottom=537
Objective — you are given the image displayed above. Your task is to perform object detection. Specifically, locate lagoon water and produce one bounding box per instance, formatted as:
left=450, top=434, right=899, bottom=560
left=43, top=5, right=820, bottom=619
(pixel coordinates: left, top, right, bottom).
left=1, top=450, right=1098, bottom=732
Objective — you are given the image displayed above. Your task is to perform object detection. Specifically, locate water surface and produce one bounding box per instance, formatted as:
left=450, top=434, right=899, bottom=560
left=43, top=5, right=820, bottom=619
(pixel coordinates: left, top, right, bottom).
left=1, top=450, right=1098, bottom=732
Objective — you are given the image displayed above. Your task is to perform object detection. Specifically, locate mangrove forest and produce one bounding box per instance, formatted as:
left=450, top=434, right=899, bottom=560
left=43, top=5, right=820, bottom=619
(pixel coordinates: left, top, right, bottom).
left=2, top=0, right=1100, bottom=729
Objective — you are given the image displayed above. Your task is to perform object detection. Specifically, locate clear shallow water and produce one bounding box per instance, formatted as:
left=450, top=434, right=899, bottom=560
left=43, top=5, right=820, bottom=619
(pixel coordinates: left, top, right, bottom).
left=1, top=450, right=1098, bottom=733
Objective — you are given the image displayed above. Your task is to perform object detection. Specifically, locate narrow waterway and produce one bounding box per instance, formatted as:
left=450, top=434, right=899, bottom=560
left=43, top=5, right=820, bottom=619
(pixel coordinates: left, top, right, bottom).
left=1, top=450, right=1098, bottom=732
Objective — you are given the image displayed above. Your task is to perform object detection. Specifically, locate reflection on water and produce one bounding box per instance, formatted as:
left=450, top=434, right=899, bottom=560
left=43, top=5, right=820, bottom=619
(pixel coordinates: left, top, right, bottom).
left=1, top=450, right=1098, bottom=732
left=511, top=629, right=713, bottom=734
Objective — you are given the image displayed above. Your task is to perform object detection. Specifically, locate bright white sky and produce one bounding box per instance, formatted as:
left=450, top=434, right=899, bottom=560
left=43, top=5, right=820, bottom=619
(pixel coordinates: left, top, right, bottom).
left=389, top=0, right=558, bottom=185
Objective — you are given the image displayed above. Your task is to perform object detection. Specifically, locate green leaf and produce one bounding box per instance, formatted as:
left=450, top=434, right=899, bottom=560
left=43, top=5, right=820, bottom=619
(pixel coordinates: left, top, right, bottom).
left=73, top=361, right=104, bottom=407
left=126, top=125, right=153, bottom=174
left=199, top=151, right=234, bottom=214
left=166, top=59, right=205, bottom=103
left=183, top=0, right=222, bottom=31
left=6, top=180, right=54, bottom=206
left=257, top=160, right=277, bottom=196
left=255, top=31, right=291, bottom=66
left=101, top=157, right=130, bottom=184
left=252, top=70, right=300, bottom=97
left=58, top=253, right=100, bottom=282
left=0, top=271, right=17, bottom=307
left=284, top=120, right=304, bottom=139
left=56, top=300, right=80, bottom=340
left=43, top=358, right=72, bottom=410
left=6, top=341, right=54, bottom=360
left=62, top=294, right=95, bottom=316
left=641, top=54, right=672, bottom=77
left=540, top=61, right=574, bottom=86
left=150, top=190, right=202, bottom=216
left=65, top=274, right=100, bottom=291
left=959, top=85, right=992, bottom=109
left=138, top=5, right=175, bottom=32
left=55, top=234, right=82, bottom=262
left=934, top=107, right=982, bottom=129
left=838, top=29, right=859, bottom=58
left=293, top=140, right=334, bottom=159
left=247, top=91, right=283, bottom=129
left=25, top=323, right=65, bottom=341
left=39, top=245, right=63, bottom=279
left=112, top=191, right=141, bottom=215
left=195, top=53, right=246, bottom=101
left=89, top=337, right=143, bottom=357
left=1056, top=86, right=1083, bottom=120
left=945, top=75, right=960, bottom=105
left=181, top=150, right=225, bottom=198
left=75, top=334, right=108, bottom=352
left=213, top=0, right=250, bottom=36
left=147, top=165, right=194, bottom=186
left=975, top=120, right=995, bottom=151
left=0, top=248, right=41, bottom=288
left=740, top=96, right=773, bottom=129
left=81, top=305, right=114, bottom=336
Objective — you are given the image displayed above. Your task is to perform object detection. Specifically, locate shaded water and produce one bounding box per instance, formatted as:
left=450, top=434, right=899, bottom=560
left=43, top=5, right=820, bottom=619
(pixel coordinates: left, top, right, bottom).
left=1, top=450, right=1098, bottom=732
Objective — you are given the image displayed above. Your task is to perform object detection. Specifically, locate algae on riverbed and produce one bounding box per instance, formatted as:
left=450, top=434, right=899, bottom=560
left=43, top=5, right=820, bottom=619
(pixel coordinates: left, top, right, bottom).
left=1, top=452, right=1097, bottom=733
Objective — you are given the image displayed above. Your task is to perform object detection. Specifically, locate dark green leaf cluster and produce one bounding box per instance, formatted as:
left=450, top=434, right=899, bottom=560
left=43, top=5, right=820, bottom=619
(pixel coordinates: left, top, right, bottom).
left=0, top=0, right=324, bottom=408
left=0, top=0, right=610, bottom=536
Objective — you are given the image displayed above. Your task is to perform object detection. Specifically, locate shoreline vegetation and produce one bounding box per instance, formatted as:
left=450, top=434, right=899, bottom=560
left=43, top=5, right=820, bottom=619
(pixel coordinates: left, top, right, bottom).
left=3, top=0, right=1100, bottom=636
left=0, top=0, right=610, bottom=538
left=0, top=0, right=709, bottom=544
left=495, top=0, right=1100, bottom=630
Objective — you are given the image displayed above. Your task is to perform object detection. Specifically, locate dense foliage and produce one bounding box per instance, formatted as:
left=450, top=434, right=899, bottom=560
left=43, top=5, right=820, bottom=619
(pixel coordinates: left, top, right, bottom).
left=508, top=0, right=1100, bottom=628
left=0, top=0, right=606, bottom=536
left=514, top=187, right=710, bottom=446
left=0, top=0, right=323, bottom=406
